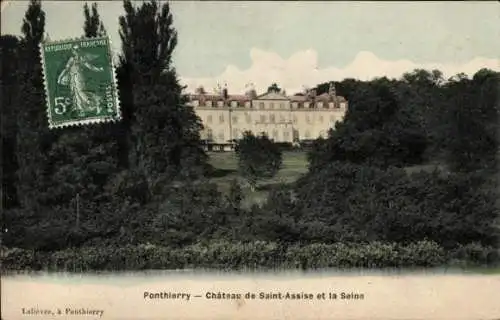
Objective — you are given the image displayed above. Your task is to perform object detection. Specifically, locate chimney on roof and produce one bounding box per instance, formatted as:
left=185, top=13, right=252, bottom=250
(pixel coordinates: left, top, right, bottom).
left=195, top=86, right=206, bottom=95
left=245, top=88, right=257, bottom=99
left=309, top=88, right=317, bottom=99
left=222, top=83, right=228, bottom=100
left=329, top=82, right=336, bottom=97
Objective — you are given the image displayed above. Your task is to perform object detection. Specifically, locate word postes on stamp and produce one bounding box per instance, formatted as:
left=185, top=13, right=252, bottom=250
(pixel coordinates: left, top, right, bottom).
left=40, top=37, right=121, bottom=129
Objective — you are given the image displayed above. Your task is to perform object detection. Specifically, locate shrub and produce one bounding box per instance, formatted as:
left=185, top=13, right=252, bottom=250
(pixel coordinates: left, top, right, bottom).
left=236, top=132, right=283, bottom=191
left=4, top=240, right=490, bottom=272
left=293, top=162, right=500, bottom=248
left=449, top=243, right=500, bottom=267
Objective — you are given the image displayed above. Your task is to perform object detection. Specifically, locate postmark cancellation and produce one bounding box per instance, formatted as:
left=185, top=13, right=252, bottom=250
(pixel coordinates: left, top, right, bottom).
left=39, top=36, right=121, bottom=129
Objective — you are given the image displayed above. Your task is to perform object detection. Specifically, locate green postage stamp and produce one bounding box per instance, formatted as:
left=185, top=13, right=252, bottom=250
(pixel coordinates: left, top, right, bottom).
left=40, top=37, right=121, bottom=128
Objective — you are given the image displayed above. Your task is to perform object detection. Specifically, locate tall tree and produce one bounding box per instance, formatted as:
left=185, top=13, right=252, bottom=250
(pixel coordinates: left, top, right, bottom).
left=83, top=2, right=107, bottom=37
left=118, top=0, right=208, bottom=195
left=445, top=69, right=499, bottom=173
left=308, top=76, right=429, bottom=170
left=4, top=2, right=122, bottom=250
left=400, top=69, right=446, bottom=159
left=3, top=0, right=60, bottom=250
left=0, top=35, right=22, bottom=209
left=15, top=0, right=50, bottom=210
left=42, top=2, right=119, bottom=218
left=236, top=131, right=282, bottom=191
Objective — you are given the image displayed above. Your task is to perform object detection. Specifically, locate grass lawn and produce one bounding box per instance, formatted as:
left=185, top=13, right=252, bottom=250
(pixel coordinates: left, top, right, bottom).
left=207, top=151, right=448, bottom=207
left=207, top=151, right=309, bottom=207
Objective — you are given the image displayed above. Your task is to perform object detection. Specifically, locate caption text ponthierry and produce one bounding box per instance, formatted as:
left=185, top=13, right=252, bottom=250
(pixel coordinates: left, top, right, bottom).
left=143, top=291, right=365, bottom=301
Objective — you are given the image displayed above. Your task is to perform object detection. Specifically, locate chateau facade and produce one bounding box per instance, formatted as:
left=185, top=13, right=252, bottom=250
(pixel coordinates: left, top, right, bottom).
left=186, top=85, right=347, bottom=148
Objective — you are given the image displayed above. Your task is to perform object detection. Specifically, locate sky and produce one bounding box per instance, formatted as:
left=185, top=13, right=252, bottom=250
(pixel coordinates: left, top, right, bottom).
left=1, top=1, right=499, bottom=94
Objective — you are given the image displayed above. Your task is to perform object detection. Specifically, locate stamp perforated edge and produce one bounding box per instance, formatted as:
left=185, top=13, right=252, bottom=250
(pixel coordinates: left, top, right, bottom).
left=39, top=36, right=122, bottom=129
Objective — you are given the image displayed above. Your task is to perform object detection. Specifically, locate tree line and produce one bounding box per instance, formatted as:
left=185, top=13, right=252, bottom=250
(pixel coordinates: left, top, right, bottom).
left=1, top=0, right=499, bottom=268
left=1, top=0, right=207, bottom=248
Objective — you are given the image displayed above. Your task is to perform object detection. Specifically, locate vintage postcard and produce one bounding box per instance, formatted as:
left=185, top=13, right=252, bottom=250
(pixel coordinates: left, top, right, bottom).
left=1, top=1, right=499, bottom=320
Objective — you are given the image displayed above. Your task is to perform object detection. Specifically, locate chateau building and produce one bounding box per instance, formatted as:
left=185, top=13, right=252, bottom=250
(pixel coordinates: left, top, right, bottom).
left=185, top=85, right=348, bottom=150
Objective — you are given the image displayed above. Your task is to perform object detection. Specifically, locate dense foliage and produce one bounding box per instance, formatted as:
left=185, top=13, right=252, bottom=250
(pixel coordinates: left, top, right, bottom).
left=292, top=163, right=499, bottom=247
left=1, top=0, right=499, bottom=270
left=4, top=240, right=499, bottom=272
left=235, top=131, right=283, bottom=190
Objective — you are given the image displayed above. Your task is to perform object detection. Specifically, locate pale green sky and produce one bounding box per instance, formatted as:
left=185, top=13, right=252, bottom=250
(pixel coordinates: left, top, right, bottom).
left=2, top=1, right=499, bottom=93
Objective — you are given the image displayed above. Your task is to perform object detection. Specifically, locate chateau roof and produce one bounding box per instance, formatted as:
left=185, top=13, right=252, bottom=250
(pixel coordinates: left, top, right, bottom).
left=187, top=91, right=347, bottom=103
left=315, top=93, right=333, bottom=101
left=289, top=95, right=308, bottom=102
left=228, top=94, right=251, bottom=101
left=255, top=91, right=289, bottom=100
left=188, top=94, right=251, bottom=101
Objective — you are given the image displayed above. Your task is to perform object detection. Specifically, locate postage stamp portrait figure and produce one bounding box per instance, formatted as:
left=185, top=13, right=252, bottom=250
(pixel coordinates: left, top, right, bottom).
left=40, top=37, right=120, bottom=128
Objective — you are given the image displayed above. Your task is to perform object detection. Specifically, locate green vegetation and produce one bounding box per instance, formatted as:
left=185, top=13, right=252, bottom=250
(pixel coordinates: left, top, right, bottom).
left=236, top=132, right=283, bottom=191
left=209, top=150, right=307, bottom=207
left=4, top=240, right=499, bottom=272
left=208, top=151, right=448, bottom=208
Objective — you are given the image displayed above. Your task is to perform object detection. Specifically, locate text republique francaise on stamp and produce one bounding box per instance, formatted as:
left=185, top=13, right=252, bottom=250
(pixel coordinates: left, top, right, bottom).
left=40, top=37, right=121, bottom=129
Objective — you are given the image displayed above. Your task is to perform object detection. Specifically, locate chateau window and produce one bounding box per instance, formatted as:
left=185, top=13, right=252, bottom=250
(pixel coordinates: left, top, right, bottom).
left=272, top=130, right=279, bottom=140
left=328, top=102, right=334, bottom=109
left=219, top=114, right=224, bottom=123
left=292, top=102, right=298, bottom=108
left=283, top=131, right=290, bottom=140
left=207, top=115, right=213, bottom=124
left=270, top=102, right=274, bottom=109
left=340, top=102, right=346, bottom=109
left=245, top=101, right=251, bottom=108
left=259, top=102, right=265, bottom=109
left=231, top=101, right=238, bottom=107
left=270, top=114, right=276, bottom=123
left=279, top=103, right=285, bottom=109
left=207, top=129, right=213, bottom=140
left=218, top=131, right=225, bottom=141
left=293, top=115, right=298, bottom=124
left=304, top=102, right=310, bottom=108
left=306, top=115, right=311, bottom=124
left=260, top=114, right=266, bottom=123
left=232, top=115, right=238, bottom=124
left=232, top=128, right=239, bottom=139
left=206, top=100, right=213, bottom=107
left=317, top=102, right=323, bottom=108
left=280, top=114, right=285, bottom=122
left=217, top=100, right=224, bottom=107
